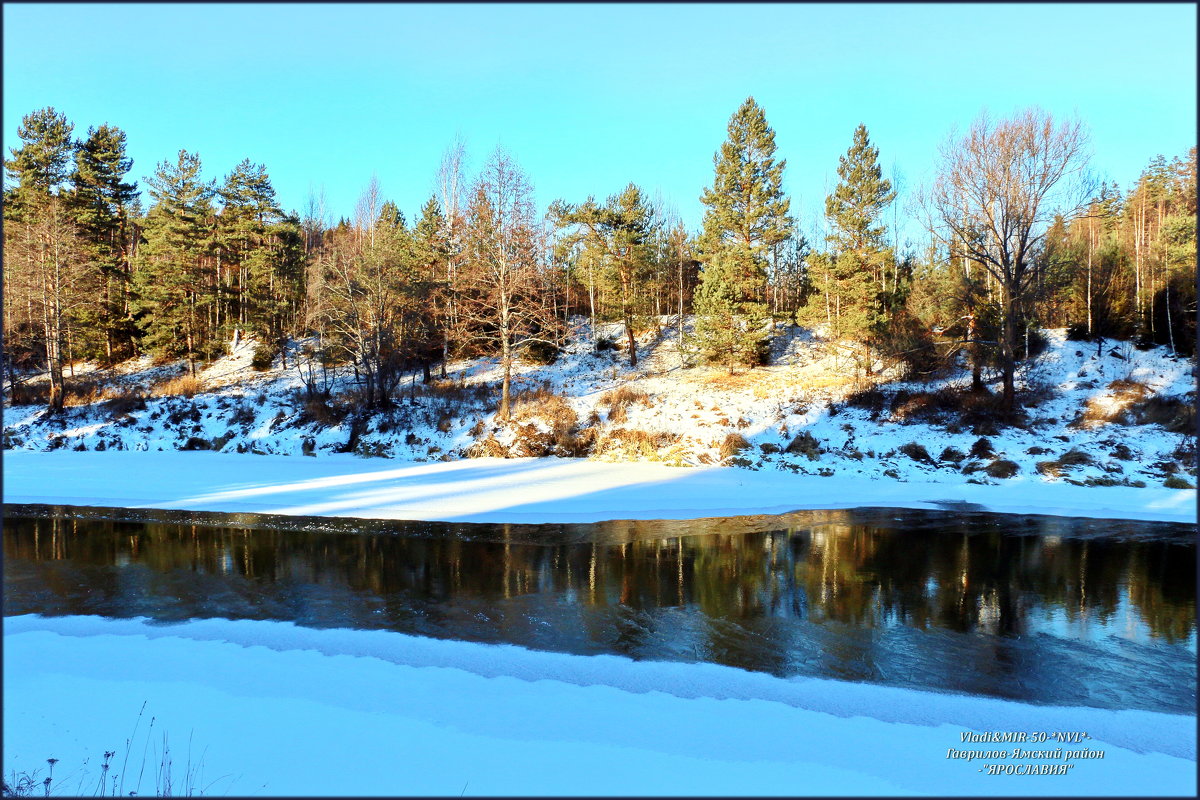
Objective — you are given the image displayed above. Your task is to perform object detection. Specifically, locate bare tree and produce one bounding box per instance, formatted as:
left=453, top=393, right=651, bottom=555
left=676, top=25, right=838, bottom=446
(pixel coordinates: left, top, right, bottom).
left=4, top=198, right=95, bottom=410
left=457, top=147, right=553, bottom=419
left=928, top=108, right=1092, bottom=413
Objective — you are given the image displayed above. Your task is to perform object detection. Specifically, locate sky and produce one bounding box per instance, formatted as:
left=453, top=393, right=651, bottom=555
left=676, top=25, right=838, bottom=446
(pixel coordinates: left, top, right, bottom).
left=4, top=3, right=1196, bottom=249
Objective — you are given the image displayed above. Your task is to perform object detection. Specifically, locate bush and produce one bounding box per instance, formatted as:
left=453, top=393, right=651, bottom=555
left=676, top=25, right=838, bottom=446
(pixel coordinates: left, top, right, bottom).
left=1036, top=461, right=1062, bottom=478
left=969, top=437, right=994, bottom=459
left=985, top=459, right=1020, bottom=479
left=594, top=336, right=617, bottom=353
left=1110, top=443, right=1135, bottom=461
left=1065, top=322, right=1090, bottom=341
left=251, top=340, right=277, bottom=371
left=784, top=431, right=820, bottom=461
left=519, top=339, right=560, bottom=365
left=1058, top=448, right=1093, bottom=467
left=939, top=447, right=966, bottom=463
left=1128, top=395, right=1195, bottom=433
left=899, top=442, right=934, bottom=464
left=181, top=436, right=212, bottom=451
left=1164, top=475, right=1195, bottom=489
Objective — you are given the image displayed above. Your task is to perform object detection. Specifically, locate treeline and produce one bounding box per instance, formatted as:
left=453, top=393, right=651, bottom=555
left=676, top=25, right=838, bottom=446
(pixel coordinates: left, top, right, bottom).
left=4, top=101, right=1195, bottom=416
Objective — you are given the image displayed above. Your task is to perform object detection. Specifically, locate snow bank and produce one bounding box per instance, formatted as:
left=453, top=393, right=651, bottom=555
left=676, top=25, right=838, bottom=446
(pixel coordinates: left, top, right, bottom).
left=3, top=450, right=1194, bottom=524
left=4, top=615, right=1194, bottom=796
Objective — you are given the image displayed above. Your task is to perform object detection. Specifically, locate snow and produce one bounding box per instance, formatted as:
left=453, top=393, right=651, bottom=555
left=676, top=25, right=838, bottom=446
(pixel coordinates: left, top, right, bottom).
left=3, top=323, right=1195, bottom=499
left=3, top=449, right=1194, bottom=523
left=4, top=615, right=1194, bottom=796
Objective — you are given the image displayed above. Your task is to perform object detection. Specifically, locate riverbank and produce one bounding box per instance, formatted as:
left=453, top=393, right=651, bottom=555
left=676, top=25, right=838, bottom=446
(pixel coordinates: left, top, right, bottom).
left=3, top=450, right=1194, bottom=523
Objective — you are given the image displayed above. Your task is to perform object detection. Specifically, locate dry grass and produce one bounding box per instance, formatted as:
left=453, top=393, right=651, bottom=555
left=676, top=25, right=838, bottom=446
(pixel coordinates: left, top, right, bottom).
left=600, top=385, right=652, bottom=423
left=510, top=387, right=578, bottom=434
left=719, top=432, right=751, bottom=460
left=151, top=373, right=206, bottom=398
left=592, top=428, right=682, bottom=460
left=1073, top=379, right=1151, bottom=427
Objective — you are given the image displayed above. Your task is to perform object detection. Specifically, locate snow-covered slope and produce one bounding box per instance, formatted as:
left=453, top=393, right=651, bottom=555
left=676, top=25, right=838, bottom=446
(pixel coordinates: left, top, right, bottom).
left=3, top=320, right=1195, bottom=499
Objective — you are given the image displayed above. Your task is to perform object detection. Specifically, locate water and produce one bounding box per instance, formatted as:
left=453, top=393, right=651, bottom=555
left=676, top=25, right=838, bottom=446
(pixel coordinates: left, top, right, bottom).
left=4, top=503, right=1195, bottom=714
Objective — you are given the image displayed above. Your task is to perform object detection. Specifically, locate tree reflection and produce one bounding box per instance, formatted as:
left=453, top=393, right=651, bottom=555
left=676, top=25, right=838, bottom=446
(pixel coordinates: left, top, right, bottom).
left=3, top=510, right=1194, bottom=711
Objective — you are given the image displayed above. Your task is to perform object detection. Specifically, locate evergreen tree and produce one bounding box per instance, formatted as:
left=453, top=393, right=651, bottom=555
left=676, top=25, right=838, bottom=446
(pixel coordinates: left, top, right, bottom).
left=413, top=195, right=449, bottom=379
left=699, top=97, right=793, bottom=257
left=822, top=124, right=895, bottom=351
left=4, top=107, right=75, bottom=221
left=134, top=150, right=217, bottom=374
left=66, top=124, right=139, bottom=360
left=217, top=159, right=287, bottom=338
left=694, top=98, right=792, bottom=369
left=552, top=183, right=655, bottom=366
left=692, top=242, right=768, bottom=372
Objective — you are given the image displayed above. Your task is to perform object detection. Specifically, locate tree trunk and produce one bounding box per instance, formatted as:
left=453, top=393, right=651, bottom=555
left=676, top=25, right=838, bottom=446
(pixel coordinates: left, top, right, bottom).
left=999, top=286, right=1016, bottom=414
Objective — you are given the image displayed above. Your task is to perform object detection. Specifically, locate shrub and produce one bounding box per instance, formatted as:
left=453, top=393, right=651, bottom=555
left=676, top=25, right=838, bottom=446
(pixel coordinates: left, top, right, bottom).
left=899, top=442, right=934, bottom=464
left=784, top=431, right=820, bottom=461
left=1128, top=395, right=1195, bottom=433
left=103, top=390, right=147, bottom=418
left=518, top=339, right=560, bottom=365
left=181, top=436, right=212, bottom=451
left=1164, top=475, right=1195, bottom=489
left=1110, top=443, right=1135, bottom=461
left=985, top=459, right=1020, bottom=479
left=969, top=437, right=994, bottom=459
left=1065, top=323, right=1090, bottom=341
left=298, top=395, right=347, bottom=428
left=759, top=442, right=781, bottom=455
left=1036, top=461, right=1062, bottom=478
left=251, top=340, right=277, bottom=371
left=594, top=336, right=617, bottom=353
left=511, top=387, right=578, bottom=435
left=1058, top=448, right=1093, bottom=467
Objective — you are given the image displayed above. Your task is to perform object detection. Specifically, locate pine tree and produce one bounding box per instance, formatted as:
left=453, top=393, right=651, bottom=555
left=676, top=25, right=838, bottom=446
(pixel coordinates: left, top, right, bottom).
left=4, top=107, right=75, bottom=221
left=699, top=97, right=793, bottom=257
left=66, top=124, right=139, bottom=360
left=692, top=242, right=768, bottom=372
left=822, top=124, right=895, bottom=353
left=413, top=195, right=449, bottom=380
left=134, top=150, right=217, bottom=374
left=552, top=183, right=655, bottom=366
left=694, top=98, right=792, bottom=369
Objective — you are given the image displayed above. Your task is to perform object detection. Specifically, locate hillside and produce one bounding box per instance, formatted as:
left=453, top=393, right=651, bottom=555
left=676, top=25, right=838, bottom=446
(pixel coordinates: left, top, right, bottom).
left=3, top=318, right=1195, bottom=493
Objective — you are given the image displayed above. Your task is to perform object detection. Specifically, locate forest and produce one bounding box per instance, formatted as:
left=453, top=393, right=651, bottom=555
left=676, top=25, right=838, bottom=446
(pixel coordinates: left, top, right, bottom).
left=3, top=99, right=1195, bottom=418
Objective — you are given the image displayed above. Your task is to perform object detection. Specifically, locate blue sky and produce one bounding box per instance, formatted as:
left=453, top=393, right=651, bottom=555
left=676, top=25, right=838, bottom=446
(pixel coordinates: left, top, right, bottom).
left=4, top=3, right=1196, bottom=249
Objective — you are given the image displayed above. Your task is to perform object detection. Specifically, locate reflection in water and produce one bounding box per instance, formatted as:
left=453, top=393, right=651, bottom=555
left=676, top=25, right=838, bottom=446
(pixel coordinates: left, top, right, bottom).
left=3, top=506, right=1195, bottom=714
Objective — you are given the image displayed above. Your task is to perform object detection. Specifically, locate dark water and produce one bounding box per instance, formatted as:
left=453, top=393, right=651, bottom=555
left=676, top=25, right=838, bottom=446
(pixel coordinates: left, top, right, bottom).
left=3, top=504, right=1196, bottom=714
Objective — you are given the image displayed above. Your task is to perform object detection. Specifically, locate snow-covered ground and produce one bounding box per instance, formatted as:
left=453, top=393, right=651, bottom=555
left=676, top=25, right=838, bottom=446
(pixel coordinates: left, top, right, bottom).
left=3, top=321, right=1195, bottom=497
left=4, top=615, right=1194, bottom=797
left=3, top=449, right=1195, bottom=523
